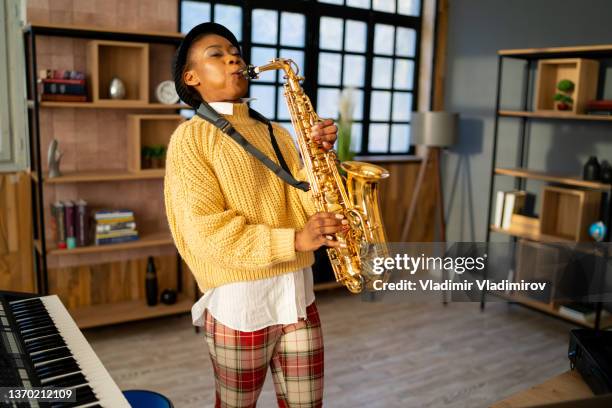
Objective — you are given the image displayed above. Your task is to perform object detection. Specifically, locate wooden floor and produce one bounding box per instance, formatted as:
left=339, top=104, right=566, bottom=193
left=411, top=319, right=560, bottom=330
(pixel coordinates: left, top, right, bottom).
left=85, top=290, right=574, bottom=408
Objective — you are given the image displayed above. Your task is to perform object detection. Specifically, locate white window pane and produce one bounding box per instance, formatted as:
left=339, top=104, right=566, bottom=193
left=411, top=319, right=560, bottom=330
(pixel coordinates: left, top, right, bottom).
left=277, top=86, right=290, bottom=120
left=373, top=0, right=395, bottom=13
left=374, top=24, right=394, bottom=55
left=214, top=4, right=242, bottom=41
left=345, top=20, right=367, bottom=53
left=250, top=85, right=276, bottom=118
left=347, top=0, right=370, bottom=8
left=368, top=124, right=389, bottom=153
left=351, top=89, right=364, bottom=120
left=320, top=17, right=343, bottom=51
left=281, top=12, right=305, bottom=47
left=343, top=55, right=365, bottom=87
left=370, top=91, right=391, bottom=120
left=279, top=49, right=305, bottom=74
left=395, top=27, right=416, bottom=57
left=394, top=59, right=414, bottom=90
left=251, top=47, right=277, bottom=82
left=319, top=0, right=343, bottom=4
left=181, top=1, right=211, bottom=33
left=252, top=9, right=278, bottom=45
left=372, top=57, right=392, bottom=89
left=317, top=88, right=340, bottom=119
left=398, top=0, right=421, bottom=16
left=350, top=122, right=362, bottom=152
left=392, top=92, right=413, bottom=121
left=318, top=52, right=342, bottom=86
left=390, top=124, right=411, bottom=153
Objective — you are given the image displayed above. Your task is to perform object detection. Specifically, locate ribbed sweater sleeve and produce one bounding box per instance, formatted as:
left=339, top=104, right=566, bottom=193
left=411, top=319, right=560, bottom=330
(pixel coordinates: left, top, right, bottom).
left=165, top=123, right=297, bottom=272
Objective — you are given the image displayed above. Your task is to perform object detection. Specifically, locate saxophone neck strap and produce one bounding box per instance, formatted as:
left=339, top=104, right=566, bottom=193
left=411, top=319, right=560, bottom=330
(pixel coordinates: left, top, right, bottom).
left=195, top=102, right=310, bottom=192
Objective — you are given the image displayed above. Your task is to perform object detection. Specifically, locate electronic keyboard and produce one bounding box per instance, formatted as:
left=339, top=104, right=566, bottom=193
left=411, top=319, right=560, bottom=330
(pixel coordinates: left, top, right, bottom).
left=1, top=291, right=130, bottom=407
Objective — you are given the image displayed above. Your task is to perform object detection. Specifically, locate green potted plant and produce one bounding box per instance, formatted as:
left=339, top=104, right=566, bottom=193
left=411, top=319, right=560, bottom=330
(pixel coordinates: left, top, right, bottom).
left=337, top=88, right=356, bottom=168
left=150, top=144, right=167, bottom=169
left=141, top=146, right=153, bottom=169
left=554, top=79, right=575, bottom=111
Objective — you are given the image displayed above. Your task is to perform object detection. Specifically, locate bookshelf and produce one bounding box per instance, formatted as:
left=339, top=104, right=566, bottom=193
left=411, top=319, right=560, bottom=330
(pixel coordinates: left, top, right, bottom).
left=485, top=44, right=612, bottom=329
left=24, top=23, right=193, bottom=328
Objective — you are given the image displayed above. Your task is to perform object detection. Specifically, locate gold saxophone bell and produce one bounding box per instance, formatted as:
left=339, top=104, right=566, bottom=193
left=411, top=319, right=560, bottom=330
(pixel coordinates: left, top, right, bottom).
left=248, top=58, right=390, bottom=294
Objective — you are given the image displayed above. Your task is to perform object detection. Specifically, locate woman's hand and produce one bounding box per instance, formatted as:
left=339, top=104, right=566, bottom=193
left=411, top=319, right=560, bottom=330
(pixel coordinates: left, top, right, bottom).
left=295, top=212, right=349, bottom=252
left=310, top=119, right=337, bottom=151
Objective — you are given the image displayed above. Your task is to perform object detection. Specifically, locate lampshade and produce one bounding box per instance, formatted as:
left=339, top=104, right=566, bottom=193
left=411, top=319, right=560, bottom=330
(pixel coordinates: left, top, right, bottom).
left=411, top=111, right=458, bottom=147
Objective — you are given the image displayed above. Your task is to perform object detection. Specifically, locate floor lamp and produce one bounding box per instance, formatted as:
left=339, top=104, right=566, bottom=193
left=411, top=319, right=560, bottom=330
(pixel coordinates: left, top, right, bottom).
left=400, top=112, right=458, bottom=242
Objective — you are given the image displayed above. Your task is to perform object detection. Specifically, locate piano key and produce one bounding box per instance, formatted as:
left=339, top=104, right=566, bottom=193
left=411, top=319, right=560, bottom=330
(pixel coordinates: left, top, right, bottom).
left=25, top=334, right=67, bottom=353
left=35, top=357, right=80, bottom=378
left=40, top=296, right=130, bottom=407
left=23, top=326, right=60, bottom=341
left=43, top=372, right=87, bottom=388
left=31, top=346, right=72, bottom=364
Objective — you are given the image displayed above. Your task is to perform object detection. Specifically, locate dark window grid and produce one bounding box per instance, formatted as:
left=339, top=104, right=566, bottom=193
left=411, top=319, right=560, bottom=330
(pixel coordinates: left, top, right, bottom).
left=180, top=0, right=421, bottom=155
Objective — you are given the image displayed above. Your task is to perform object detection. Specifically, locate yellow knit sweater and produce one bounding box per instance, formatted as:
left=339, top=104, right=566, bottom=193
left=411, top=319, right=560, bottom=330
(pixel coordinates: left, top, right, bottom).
left=164, top=103, right=317, bottom=292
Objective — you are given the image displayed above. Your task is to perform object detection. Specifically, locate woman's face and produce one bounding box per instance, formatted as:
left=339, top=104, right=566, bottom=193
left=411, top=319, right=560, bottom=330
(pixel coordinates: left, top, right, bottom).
left=183, top=34, right=248, bottom=103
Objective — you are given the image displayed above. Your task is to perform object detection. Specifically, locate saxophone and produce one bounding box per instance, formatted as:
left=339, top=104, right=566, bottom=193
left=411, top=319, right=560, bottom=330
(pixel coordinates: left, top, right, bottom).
left=242, top=58, right=390, bottom=293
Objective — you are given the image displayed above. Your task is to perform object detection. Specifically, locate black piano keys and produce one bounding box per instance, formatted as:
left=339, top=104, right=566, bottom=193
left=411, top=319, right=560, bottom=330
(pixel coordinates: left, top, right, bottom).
left=8, top=298, right=101, bottom=407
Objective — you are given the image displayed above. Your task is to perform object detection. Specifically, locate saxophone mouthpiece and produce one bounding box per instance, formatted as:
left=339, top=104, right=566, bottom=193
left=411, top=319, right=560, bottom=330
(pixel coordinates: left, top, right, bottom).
left=241, top=65, right=259, bottom=80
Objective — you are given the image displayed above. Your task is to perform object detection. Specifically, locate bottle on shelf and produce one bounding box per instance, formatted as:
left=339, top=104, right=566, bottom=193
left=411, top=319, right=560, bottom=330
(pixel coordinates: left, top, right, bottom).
left=145, top=256, right=159, bottom=306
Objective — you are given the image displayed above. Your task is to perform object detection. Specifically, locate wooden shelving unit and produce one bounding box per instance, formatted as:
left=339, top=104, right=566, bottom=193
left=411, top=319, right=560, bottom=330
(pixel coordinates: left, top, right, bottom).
left=72, top=295, right=192, bottom=329
left=485, top=44, right=612, bottom=329
left=496, top=293, right=612, bottom=329
left=24, top=24, right=190, bottom=328
left=494, top=167, right=612, bottom=190
left=499, top=110, right=612, bottom=121
left=31, top=169, right=165, bottom=184
left=36, top=101, right=184, bottom=109
left=45, top=231, right=173, bottom=256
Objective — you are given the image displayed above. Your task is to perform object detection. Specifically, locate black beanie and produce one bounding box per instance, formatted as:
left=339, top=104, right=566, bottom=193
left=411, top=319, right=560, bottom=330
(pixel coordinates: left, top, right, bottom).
left=173, top=22, right=241, bottom=108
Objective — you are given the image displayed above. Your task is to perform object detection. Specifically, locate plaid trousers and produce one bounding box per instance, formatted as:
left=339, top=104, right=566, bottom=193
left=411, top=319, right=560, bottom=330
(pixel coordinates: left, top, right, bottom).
left=203, top=303, right=324, bottom=408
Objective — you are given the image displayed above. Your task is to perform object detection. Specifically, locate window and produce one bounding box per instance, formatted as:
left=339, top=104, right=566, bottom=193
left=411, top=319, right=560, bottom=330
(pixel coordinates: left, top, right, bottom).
left=0, top=0, right=28, bottom=172
left=179, top=0, right=422, bottom=155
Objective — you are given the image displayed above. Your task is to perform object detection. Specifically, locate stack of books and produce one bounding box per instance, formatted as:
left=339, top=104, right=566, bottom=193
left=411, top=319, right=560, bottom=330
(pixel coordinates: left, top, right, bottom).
left=493, top=190, right=536, bottom=229
left=51, top=200, right=89, bottom=249
left=94, top=210, right=139, bottom=245
left=38, top=69, right=87, bottom=102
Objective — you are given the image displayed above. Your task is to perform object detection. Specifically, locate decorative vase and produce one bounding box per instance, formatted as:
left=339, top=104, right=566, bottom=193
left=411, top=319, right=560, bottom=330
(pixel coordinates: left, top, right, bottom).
left=109, top=77, right=126, bottom=99
left=556, top=102, right=571, bottom=111
left=583, top=156, right=601, bottom=181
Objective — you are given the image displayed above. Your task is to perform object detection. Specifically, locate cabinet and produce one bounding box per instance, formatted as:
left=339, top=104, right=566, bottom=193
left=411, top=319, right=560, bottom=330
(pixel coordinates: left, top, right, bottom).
left=484, top=44, right=612, bottom=329
left=24, top=23, right=193, bottom=328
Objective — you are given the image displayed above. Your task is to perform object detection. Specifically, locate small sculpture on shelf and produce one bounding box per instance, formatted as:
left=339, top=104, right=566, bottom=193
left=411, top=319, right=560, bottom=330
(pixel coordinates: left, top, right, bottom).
left=109, top=77, right=126, bottom=99
left=554, top=79, right=574, bottom=111
left=47, top=138, right=63, bottom=178
left=583, top=156, right=601, bottom=181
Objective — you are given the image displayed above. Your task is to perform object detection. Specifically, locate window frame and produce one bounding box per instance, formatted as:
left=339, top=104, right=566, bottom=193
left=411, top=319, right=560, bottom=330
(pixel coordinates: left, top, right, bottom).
left=178, top=0, right=422, bottom=155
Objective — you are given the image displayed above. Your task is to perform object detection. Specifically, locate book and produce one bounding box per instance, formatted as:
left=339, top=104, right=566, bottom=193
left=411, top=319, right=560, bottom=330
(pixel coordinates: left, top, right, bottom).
left=95, top=216, right=135, bottom=224
left=63, top=201, right=76, bottom=249
left=51, top=201, right=66, bottom=249
left=95, top=221, right=136, bottom=233
left=559, top=303, right=610, bottom=323
left=94, top=209, right=134, bottom=220
left=494, top=191, right=506, bottom=228
left=95, top=230, right=139, bottom=240
left=95, top=235, right=140, bottom=245
left=75, top=199, right=89, bottom=247
left=40, top=94, right=88, bottom=102
left=39, top=80, right=86, bottom=95
left=502, top=191, right=527, bottom=229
